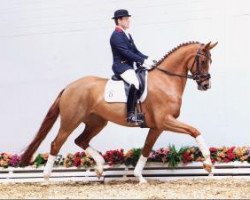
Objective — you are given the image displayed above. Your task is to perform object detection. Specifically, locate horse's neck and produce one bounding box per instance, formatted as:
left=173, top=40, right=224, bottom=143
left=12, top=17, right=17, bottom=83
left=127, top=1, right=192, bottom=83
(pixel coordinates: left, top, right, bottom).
left=152, top=46, right=194, bottom=96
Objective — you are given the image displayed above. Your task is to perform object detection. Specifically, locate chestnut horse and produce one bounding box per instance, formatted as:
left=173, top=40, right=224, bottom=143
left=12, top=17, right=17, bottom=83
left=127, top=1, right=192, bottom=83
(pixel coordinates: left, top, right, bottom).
left=20, top=41, right=217, bottom=183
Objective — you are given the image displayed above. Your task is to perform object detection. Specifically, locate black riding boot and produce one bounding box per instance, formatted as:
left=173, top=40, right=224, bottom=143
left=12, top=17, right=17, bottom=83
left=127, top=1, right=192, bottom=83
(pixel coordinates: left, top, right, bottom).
left=127, top=84, right=143, bottom=125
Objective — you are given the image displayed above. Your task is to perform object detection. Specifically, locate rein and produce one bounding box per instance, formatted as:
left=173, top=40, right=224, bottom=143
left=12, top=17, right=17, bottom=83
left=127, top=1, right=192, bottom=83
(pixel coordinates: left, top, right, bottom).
left=156, top=68, right=195, bottom=79
left=155, top=46, right=211, bottom=82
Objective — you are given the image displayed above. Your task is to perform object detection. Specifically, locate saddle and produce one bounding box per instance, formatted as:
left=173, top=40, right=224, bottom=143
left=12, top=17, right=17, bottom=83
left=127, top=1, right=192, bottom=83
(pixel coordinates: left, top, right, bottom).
left=111, top=67, right=147, bottom=99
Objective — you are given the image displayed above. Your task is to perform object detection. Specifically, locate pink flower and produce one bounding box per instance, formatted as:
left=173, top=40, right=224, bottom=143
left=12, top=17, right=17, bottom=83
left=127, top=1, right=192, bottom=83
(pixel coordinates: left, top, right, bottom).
left=9, top=154, right=21, bottom=167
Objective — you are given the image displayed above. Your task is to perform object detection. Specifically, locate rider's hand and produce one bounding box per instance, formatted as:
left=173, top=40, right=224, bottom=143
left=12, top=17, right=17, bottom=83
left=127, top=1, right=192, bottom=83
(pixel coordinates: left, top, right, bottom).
left=142, top=58, right=156, bottom=70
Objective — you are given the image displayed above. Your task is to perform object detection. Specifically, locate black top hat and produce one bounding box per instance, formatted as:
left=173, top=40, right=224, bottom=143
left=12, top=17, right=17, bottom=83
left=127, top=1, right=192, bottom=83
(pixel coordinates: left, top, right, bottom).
left=112, top=9, right=131, bottom=19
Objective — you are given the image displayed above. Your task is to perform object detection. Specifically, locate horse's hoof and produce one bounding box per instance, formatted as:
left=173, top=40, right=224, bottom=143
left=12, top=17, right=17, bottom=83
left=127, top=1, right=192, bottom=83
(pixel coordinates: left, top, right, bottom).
left=208, top=172, right=214, bottom=177
left=41, top=178, right=50, bottom=185
left=96, top=171, right=102, bottom=179
left=95, top=165, right=103, bottom=179
left=43, top=167, right=53, bottom=179
left=138, top=176, right=147, bottom=184
left=134, top=171, right=147, bottom=184
left=43, top=173, right=50, bottom=180
left=203, top=163, right=213, bottom=173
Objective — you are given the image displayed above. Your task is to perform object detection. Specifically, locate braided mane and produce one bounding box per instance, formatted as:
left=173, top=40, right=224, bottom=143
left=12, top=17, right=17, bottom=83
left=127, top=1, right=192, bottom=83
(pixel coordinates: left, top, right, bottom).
left=153, top=41, right=201, bottom=67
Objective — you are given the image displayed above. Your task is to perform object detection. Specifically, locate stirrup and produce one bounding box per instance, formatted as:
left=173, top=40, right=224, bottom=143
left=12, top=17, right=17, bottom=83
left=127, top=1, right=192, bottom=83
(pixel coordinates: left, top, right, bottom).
left=127, top=113, right=144, bottom=125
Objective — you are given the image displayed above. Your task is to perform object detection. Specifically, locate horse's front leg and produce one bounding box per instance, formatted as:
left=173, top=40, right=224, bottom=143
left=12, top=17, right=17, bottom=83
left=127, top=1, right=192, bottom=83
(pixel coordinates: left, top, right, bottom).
left=134, top=128, right=163, bottom=183
left=162, top=115, right=213, bottom=174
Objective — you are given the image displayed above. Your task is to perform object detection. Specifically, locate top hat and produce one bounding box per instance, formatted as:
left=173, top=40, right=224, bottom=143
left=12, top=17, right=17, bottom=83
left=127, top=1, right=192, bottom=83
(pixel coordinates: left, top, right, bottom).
left=112, top=9, right=131, bottom=19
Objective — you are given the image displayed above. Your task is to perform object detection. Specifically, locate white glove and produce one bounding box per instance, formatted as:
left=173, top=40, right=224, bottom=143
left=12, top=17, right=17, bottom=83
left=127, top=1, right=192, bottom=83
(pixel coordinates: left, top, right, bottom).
left=142, top=57, right=156, bottom=70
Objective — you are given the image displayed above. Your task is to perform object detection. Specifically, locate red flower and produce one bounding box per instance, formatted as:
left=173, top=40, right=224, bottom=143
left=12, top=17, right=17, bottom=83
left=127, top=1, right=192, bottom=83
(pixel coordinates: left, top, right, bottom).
left=74, top=157, right=81, bottom=167
left=182, top=152, right=192, bottom=163
left=103, top=149, right=124, bottom=165
left=209, top=147, right=217, bottom=153
left=74, top=152, right=80, bottom=157
left=227, top=146, right=235, bottom=153
left=227, top=152, right=235, bottom=161
left=223, top=158, right=230, bottom=163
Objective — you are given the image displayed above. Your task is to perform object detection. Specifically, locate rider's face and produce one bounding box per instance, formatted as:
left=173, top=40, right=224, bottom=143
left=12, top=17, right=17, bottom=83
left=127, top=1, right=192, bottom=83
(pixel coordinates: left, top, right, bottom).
left=118, top=17, right=130, bottom=30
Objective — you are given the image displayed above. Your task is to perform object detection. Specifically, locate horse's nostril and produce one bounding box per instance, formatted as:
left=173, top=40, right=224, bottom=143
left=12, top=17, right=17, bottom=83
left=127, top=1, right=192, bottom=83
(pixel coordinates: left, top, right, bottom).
left=203, top=84, right=209, bottom=90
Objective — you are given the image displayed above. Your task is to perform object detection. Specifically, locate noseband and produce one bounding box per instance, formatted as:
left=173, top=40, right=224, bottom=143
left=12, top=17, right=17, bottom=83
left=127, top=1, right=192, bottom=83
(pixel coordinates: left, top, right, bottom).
left=156, top=46, right=211, bottom=83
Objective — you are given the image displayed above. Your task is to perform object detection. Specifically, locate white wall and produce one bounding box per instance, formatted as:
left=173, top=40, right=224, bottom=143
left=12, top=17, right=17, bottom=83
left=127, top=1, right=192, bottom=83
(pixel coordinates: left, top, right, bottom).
left=0, top=0, right=250, bottom=155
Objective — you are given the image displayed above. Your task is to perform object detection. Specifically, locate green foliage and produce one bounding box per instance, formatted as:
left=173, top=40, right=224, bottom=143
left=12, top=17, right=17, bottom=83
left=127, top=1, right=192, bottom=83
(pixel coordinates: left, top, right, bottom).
left=132, top=148, right=141, bottom=161
left=167, top=145, right=181, bottom=168
left=124, top=148, right=142, bottom=167
left=33, top=154, right=46, bottom=167
left=179, top=146, right=189, bottom=154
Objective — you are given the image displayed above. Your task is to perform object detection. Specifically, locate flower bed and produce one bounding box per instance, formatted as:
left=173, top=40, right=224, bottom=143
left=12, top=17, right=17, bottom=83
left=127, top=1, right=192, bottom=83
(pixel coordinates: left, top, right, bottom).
left=1, top=146, right=250, bottom=169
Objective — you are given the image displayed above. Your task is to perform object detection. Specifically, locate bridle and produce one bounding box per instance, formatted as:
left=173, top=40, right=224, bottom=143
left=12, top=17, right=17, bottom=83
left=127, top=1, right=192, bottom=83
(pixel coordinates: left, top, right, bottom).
left=155, top=46, right=211, bottom=84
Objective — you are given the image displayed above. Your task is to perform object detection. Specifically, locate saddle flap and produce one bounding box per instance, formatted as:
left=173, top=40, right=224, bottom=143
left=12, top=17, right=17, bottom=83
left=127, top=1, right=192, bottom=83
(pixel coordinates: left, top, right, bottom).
left=104, top=69, right=148, bottom=103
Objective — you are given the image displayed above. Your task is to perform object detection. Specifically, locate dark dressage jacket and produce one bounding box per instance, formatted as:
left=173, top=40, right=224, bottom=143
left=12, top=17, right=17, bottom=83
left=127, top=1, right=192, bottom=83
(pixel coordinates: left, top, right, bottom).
left=110, top=26, right=148, bottom=75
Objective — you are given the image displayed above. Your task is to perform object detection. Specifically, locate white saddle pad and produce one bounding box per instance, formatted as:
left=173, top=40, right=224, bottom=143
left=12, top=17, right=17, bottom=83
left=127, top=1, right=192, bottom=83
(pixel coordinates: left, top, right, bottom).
left=104, top=72, right=148, bottom=103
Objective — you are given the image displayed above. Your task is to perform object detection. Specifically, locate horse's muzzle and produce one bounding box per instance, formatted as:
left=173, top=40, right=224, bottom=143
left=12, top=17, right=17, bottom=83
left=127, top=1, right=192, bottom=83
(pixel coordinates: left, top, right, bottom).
left=198, top=80, right=211, bottom=91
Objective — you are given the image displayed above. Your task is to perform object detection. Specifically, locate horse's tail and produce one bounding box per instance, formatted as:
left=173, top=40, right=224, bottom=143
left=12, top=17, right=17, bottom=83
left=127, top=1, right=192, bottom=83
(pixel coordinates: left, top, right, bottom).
left=20, top=89, right=65, bottom=166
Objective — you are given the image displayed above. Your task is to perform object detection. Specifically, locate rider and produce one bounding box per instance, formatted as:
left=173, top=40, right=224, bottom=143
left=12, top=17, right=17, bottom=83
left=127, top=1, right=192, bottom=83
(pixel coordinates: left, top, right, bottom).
left=110, top=9, right=155, bottom=124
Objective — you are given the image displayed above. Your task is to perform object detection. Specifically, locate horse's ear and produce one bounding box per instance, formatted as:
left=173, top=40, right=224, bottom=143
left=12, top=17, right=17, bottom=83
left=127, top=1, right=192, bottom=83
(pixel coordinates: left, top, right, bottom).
left=202, top=42, right=211, bottom=51
left=209, top=41, right=218, bottom=50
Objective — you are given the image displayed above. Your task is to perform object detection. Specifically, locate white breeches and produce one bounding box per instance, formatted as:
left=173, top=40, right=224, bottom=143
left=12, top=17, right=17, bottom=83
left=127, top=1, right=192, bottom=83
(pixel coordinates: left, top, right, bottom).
left=120, top=69, right=139, bottom=90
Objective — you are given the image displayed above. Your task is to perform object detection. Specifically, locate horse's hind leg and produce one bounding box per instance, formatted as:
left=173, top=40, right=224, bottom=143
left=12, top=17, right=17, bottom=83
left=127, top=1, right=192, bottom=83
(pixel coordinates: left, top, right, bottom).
left=43, top=122, right=81, bottom=180
left=75, top=114, right=108, bottom=177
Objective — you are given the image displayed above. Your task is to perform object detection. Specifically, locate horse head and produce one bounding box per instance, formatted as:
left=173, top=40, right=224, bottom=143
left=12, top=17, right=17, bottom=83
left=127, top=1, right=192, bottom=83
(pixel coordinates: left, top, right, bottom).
left=153, top=41, right=218, bottom=92
left=188, top=41, right=218, bottom=91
